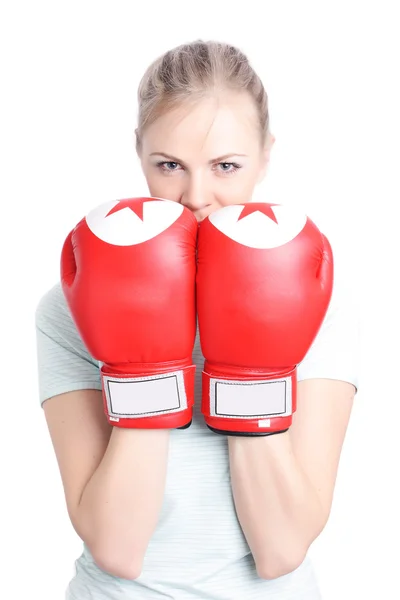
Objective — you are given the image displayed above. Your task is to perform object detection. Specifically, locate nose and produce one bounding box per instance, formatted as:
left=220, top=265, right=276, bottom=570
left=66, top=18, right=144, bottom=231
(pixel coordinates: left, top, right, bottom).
left=180, top=176, right=211, bottom=212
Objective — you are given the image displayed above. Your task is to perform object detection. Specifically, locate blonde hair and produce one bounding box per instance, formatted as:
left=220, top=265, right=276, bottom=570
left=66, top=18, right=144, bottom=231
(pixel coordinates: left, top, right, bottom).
left=135, top=39, right=270, bottom=153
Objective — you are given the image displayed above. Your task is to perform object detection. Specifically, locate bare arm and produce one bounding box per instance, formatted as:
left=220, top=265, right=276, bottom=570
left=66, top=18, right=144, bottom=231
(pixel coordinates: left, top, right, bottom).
left=228, top=379, right=355, bottom=579
left=44, top=389, right=170, bottom=579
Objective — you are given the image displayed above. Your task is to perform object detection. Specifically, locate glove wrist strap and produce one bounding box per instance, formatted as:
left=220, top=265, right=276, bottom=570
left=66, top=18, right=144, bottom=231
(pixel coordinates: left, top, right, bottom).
left=201, top=364, right=297, bottom=434
left=101, top=364, right=195, bottom=428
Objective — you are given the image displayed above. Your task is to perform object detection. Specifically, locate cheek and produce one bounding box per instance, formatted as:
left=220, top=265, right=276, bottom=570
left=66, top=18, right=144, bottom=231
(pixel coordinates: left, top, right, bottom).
left=144, top=169, right=183, bottom=202
left=216, top=171, right=259, bottom=206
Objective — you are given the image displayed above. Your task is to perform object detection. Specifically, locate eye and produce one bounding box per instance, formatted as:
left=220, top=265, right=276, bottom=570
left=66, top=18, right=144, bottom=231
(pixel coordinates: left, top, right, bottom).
left=216, top=162, right=242, bottom=175
left=156, top=161, right=182, bottom=173
left=155, top=160, right=242, bottom=175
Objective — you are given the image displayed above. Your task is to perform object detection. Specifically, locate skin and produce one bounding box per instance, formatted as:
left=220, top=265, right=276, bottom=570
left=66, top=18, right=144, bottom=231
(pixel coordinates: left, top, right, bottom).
left=138, top=92, right=275, bottom=221
left=136, top=92, right=355, bottom=580
left=43, top=89, right=354, bottom=582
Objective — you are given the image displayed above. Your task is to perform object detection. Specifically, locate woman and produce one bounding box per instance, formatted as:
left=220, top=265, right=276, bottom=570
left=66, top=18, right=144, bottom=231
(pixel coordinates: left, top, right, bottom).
left=36, top=39, right=358, bottom=599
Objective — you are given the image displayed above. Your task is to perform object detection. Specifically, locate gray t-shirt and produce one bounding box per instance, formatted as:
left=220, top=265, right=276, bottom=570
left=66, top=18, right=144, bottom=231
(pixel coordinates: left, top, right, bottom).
left=35, top=280, right=358, bottom=600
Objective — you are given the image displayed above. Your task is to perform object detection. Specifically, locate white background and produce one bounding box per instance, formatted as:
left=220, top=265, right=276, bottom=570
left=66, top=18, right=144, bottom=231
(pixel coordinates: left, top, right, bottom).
left=1, top=1, right=399, bottom=598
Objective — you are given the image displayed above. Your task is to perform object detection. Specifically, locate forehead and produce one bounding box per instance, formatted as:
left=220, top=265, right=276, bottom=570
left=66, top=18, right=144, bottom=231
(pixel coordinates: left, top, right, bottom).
left=142, top=93, right=260, bottom=157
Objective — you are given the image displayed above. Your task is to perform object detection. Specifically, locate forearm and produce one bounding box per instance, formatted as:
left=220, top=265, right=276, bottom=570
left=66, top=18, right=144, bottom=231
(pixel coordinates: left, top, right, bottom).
left=228, top=432, right=325, bottom=579
left=76, top=427, right=170, bottom=578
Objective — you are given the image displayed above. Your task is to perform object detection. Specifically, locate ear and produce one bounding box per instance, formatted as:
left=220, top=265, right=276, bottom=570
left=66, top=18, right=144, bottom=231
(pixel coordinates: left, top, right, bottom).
left=134, top=128, right=142, bottom=160
left=257, top=132, right=275, bottom=183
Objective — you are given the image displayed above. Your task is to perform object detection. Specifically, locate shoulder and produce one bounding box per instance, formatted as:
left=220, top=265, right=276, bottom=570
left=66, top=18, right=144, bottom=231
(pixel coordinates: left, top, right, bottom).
left=35, top=282, right=93, bottom=355
left=319, top=262, right=359, bottom=339
left=35, top=281, right=73, bottom=333
left=298, top=248, right=360, bottom=390
left=35, top=283, right=101, bottom=405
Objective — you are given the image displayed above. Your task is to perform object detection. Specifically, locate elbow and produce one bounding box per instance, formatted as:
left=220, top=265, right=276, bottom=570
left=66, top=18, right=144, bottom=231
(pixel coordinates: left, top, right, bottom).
left=256, top=514, right=328, bottom=580
left=71, top=507, right=146, bottom=579
left=256, top=546, right=308, bottom=580
left=90, top=545, right=143, bottom=581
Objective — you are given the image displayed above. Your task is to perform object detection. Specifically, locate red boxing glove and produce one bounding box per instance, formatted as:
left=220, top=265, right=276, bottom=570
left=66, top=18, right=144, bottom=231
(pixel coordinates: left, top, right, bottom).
left=197, top=202, right=333, bottom=436
left=61, top=197, right=197, bottom=429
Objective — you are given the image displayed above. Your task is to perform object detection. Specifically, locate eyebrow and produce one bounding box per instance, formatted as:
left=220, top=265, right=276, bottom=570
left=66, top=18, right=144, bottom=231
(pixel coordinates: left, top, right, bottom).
left=149, top=152, right=248, bottom=165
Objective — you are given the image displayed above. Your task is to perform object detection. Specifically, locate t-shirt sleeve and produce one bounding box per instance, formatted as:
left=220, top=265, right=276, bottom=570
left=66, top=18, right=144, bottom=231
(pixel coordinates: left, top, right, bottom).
left=35, top=283, right=102, bottom=406
left=297, top=269, right=360, bottom=391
